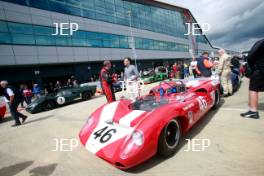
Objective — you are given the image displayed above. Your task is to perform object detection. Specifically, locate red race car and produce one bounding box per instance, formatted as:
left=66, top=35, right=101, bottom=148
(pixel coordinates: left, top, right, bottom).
left=79, top=78, right=220, bottom=169
left=0, top=97, right=6, bottom=122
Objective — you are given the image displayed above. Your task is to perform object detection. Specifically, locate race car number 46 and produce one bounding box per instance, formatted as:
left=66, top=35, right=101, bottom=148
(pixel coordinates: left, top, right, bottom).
left=93, top=126, right=117, bottom=143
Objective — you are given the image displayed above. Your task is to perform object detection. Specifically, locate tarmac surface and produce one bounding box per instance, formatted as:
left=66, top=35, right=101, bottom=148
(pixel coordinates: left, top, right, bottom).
left=0, top=78, right=263, bottom=176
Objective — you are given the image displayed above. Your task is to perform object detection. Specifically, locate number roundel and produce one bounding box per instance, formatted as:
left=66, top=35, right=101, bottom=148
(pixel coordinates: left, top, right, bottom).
left=57, top=96, right=66, bottom=105
left=197, top=96, right=207, bottom=110
left=93, top=126, right=117, bottom=143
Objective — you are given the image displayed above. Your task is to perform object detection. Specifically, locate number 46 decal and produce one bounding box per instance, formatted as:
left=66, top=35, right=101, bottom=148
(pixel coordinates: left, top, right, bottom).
left=93, top=126, right=117, bottom=143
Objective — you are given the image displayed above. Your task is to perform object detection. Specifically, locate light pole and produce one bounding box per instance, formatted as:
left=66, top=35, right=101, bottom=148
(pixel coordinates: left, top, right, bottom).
left=127, top=10, right=138, bottom=68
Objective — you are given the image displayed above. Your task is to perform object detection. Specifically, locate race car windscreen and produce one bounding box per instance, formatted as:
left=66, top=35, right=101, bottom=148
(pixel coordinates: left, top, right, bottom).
left=129, top=95, right=169, bottom=112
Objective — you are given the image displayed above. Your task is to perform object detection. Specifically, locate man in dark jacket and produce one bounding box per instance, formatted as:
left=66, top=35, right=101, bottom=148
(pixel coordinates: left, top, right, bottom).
left=100, top=60, right=116, bottom=103
left=241, top=39, right=264, bottom=119
left=196, top=51, right=214, bottom=77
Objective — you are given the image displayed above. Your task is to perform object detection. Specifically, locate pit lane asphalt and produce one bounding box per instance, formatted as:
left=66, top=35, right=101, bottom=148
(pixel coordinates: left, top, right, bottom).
left=0, top=78, right=263, bottom=176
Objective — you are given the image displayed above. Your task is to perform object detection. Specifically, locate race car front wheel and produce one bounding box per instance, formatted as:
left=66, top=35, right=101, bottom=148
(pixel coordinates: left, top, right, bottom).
left=158, top=119, right=181, bottom=157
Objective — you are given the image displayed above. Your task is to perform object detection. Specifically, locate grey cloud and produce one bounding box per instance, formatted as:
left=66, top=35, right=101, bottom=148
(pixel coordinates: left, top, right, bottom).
left=160, top=0, right=264, bottom=51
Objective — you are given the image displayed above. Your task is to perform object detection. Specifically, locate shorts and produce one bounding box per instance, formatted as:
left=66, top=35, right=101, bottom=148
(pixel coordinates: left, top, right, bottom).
left=249, top=70, right=264, bottom=92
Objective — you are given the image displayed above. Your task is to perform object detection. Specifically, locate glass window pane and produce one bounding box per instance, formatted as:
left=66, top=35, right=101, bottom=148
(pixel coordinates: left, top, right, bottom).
left=82, top=0, right=94, bottom=10
left=103, top=40, right=111, bottom=47
left=72, top=30, right=86, bottom=38
left=65, top=0, right=81, bottom=7
left=33, top=25, right=54, bottom=35
left=89, top=39, right=102, bottom=47
left=11, top=34, right=35, bottom=44
left=66, top=5, right=82, bottom=16
left=55, top=36, right=72, bottom=46
left=119, top=36, right=128, bottom=48
left=29, top=0, right=50, bottom=10
left=8, top=22, right=34, bottom=34
left=49, top=1, right=69, bottom=14
left=0, top=32, right=12, bottom=43
left=35, top=35, right=55, bottom=45
left=0, top=21, right=8, bottom=32
left=4, top=0, right=27, bottom=5
left=82, top=9, right=96, bottom=19
left=72, top=38, right=87, bottom=46
left=110, top=35, right=120, bottom=47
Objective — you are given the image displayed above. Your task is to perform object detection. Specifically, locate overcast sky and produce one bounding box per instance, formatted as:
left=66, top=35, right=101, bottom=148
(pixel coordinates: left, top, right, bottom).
left=159, top=0, right=264, bottom=52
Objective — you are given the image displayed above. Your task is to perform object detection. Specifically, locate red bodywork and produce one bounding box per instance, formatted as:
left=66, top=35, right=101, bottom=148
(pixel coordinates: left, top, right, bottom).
left=0, top=97, right=6, bottom=119
left=79, top=78, right=220, bottom=169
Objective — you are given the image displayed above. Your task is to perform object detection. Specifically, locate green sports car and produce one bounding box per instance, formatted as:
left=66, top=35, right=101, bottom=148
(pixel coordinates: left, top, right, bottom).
left=141, top=67, right=168, bottom=84
left=26, top=85, right=96, bottom=114
left=141, top=69, right=156, bottom=84
left=155, top=66, right=168, bottom=81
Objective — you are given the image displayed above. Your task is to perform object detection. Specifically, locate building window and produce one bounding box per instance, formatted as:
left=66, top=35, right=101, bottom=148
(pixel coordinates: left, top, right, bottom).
left=1, top=0, right=191, bottom=39
left=0, top=20, right=189, bottom=52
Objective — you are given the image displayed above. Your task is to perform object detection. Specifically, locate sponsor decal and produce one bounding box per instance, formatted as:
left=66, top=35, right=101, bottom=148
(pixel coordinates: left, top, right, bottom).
left=85, top=102, right=134, bottom=154
left=183, top=102, right=195, bottom=111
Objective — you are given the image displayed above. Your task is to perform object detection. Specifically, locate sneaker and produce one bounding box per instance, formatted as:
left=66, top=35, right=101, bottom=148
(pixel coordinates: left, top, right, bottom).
left=22, top=116, right=28, bottom=123
left=240, top=111, right=260, bottom=119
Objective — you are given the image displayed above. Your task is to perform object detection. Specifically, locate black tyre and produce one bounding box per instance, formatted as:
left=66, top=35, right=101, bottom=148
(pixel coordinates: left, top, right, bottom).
left=158, top=119, right=181, bottom=157
left=212, top=89, right=220, bottom=109
left=42, top=101, right=56, bottom=111
left=82, top=91, right=92, bottom=100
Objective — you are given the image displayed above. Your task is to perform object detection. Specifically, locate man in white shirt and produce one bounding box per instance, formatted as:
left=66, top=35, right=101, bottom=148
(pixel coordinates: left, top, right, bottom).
left=123, top=57, right=140, bottom=101
left=0, top=81, right=27, bottom=127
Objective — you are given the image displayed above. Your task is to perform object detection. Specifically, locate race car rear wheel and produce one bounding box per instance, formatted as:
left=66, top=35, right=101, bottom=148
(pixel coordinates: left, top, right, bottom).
left=42, top=101, right=56, bottom=111
left=158, top=119, right=181, bottom=157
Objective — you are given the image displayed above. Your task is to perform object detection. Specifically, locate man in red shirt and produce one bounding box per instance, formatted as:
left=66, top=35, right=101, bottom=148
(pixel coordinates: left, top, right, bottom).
left=99, top=60, right=116, bottom=103
left=172, top=63, right=178, bottom=78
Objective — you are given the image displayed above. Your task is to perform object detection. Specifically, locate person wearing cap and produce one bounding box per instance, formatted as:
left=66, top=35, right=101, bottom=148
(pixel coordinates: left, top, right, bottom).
left=0, top=81, right=27, bottom=127
left=99, top=60, right=116, bottom=102
left=196, top=51, right=214, bottom=77
left=218, top=48, right=233, bottom=97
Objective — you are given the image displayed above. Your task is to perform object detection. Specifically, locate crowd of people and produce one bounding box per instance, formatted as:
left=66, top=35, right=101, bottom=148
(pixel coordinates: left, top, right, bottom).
left=44, top=77, right=79, bottom=95
left=99, top=49, right=241, bottom=105
left=1, top=39, right=263, bottom=127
